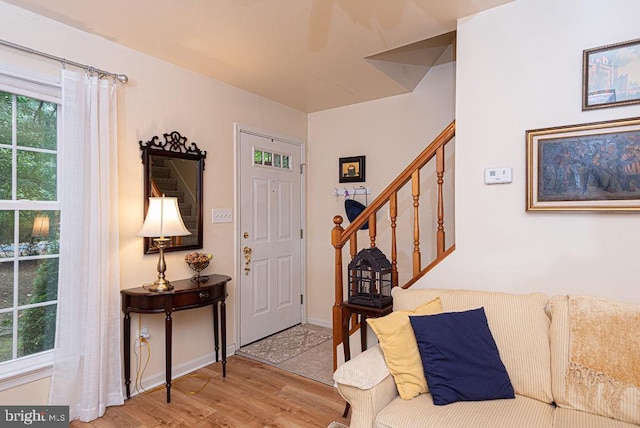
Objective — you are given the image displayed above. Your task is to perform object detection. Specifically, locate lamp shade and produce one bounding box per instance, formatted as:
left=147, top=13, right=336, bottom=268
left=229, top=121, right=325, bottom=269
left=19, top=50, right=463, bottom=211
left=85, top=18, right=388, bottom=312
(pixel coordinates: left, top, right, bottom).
left=138, top=196, right=191, bottom=238
left=32, top=214, right=50, bottom=237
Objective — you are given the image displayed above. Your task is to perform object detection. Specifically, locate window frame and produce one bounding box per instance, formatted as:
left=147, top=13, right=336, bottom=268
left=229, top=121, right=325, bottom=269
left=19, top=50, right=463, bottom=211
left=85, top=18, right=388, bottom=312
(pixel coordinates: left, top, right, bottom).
left=0, top=67, right=61, bottom=390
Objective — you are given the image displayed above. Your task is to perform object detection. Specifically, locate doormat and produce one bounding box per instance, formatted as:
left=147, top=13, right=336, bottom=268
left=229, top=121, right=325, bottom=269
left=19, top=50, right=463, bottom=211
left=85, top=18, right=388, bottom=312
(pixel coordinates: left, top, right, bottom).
left=236, top=324, right=334, bottom=385
left=237, top=324, right=331, bottom=364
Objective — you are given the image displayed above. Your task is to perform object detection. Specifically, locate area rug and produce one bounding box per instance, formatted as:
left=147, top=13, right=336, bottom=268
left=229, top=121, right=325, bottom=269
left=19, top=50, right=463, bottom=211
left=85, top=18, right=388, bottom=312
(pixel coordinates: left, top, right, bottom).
left=328, top=422, right=348, bottom=428
left=236, top=324, right=334, bottom=385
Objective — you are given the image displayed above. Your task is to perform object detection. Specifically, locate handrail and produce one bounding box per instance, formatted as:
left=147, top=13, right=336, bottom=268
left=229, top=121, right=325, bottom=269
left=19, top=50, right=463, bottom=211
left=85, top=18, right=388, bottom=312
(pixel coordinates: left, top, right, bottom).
left=151, top=178, right=162, bottom=197
left=331, top=120, right=456, bottom=370
left=334, top=120, right=455, bottom=243
left=402, top=244, right=456, bottom=289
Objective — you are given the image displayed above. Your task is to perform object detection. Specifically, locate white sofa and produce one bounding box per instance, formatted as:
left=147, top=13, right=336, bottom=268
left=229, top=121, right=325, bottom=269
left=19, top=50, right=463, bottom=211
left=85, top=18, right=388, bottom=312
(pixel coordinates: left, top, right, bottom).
left=334, top=287, right=640, bottom=428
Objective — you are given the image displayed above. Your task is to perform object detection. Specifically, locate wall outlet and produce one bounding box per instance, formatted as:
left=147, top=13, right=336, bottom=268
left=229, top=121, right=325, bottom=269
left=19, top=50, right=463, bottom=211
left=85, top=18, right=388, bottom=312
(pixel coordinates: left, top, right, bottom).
left=137, top=327, right=150, bottom=339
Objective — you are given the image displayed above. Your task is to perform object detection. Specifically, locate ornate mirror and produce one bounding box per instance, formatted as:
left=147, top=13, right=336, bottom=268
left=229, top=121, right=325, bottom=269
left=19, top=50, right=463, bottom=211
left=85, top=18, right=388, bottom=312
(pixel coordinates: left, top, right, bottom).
left=140, top=131, right=206, bottom=254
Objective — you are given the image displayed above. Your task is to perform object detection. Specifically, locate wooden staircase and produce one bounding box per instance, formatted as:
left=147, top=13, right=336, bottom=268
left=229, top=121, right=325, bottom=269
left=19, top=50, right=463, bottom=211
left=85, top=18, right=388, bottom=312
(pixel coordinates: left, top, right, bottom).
left=331, top=120, right=456, bottom=369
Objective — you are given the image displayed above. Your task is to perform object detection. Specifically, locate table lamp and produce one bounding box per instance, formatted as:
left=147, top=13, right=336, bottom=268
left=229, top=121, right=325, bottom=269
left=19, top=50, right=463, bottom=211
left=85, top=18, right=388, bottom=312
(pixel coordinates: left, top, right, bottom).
left=138, top=195, right=191, bottom=292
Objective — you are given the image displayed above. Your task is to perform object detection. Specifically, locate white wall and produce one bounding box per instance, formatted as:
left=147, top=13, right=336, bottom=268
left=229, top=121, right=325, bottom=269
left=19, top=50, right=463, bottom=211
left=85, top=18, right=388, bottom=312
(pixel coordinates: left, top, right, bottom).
left=420, top=0, right=640, bottom=304
left=306, top=49, right=456, bottom=325
left=0, top=0, right=307, bottom=403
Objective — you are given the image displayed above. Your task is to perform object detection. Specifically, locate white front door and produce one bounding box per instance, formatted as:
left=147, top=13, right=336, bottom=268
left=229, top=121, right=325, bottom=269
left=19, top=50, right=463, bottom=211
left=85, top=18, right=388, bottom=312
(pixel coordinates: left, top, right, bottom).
left=237, top=127, right=303, bottom=346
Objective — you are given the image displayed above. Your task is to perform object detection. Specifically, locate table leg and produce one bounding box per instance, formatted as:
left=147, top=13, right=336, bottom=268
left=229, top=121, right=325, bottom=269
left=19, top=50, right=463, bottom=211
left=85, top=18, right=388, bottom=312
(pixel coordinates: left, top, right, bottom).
left=221, top=300, right=226, bottom=377
left=213, top=303, right=219, bottom=363
left=360, top=315, right=367, bottom=352
left=123, top=311, right=131, bottom=399
left=165, top=311, right=172, bottom=403
left=341, top=306, right=351, bottom=362
left=341, top=306, right=351, bottom=417
left=343, top=402, right=351, bottom=418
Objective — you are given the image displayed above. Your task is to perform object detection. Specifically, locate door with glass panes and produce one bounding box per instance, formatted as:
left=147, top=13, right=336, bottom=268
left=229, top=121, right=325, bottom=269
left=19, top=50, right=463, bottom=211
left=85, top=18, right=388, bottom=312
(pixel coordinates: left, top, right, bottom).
left=238, top=129, right=303, bottom=346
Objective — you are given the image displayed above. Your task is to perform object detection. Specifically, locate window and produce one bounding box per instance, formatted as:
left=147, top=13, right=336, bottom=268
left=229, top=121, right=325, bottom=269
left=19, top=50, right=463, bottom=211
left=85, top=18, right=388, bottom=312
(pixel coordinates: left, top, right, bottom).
left=0, top=83, right=60, bottom=382
left=253, top=147, right=291, bottom=170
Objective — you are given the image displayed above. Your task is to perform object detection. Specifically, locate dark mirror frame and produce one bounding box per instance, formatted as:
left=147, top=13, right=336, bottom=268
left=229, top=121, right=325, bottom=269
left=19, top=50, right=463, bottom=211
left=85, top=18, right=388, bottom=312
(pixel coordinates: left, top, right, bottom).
left=140, top=131, right=206, bottom=254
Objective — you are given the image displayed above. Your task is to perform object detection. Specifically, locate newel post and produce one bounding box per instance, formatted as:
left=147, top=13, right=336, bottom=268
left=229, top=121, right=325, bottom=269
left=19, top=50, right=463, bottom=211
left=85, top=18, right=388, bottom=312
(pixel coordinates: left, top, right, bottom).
left=331, top=215, right=345, bottom=370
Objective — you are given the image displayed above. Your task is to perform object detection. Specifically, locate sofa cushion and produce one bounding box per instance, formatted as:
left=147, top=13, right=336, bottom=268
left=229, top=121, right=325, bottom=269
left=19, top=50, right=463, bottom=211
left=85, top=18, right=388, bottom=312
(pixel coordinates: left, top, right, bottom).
left=392, top=287, right=553, bottom=403
left=374, top=393, right=554, bottom=428
left=410, top=307, right=514, bottom=405
left=366, top=297, right=443, bottom=400
left=550, top=295, right=640, bottom=425
left=554, top=408, right=640, bottom=428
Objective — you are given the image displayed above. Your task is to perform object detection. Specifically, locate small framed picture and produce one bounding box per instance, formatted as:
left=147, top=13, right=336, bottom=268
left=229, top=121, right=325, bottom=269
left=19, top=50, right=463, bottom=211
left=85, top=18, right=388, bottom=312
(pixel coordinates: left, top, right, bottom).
left=339, top=156, right=366, bottom=183
left=583, top=38, right=640, bottom=110
left=526, top=116, right=640, bottom=212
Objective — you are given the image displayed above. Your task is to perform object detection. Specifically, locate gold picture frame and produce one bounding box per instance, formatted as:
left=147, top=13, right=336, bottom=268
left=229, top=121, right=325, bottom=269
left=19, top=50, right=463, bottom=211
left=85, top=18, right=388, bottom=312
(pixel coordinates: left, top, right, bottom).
left=583, top=38, right=640, bottom=110
left=526, top=117, right=640, bottom=212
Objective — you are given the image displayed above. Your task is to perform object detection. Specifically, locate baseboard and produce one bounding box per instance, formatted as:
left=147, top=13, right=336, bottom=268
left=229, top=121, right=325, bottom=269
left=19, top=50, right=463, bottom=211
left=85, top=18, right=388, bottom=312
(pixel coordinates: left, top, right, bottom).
left=306, top=317, right=331, bottom=329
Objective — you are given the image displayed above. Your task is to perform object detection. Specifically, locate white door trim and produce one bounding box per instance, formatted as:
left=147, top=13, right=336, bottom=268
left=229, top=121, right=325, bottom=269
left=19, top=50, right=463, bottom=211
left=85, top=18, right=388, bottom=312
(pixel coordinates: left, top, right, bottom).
left=233, top=122, right=306, bottom=349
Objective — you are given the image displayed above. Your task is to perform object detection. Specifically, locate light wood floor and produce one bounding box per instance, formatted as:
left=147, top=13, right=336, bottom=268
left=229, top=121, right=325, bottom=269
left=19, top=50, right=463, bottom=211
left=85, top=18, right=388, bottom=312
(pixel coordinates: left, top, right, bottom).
left=70, top=355, right=351, bottom=428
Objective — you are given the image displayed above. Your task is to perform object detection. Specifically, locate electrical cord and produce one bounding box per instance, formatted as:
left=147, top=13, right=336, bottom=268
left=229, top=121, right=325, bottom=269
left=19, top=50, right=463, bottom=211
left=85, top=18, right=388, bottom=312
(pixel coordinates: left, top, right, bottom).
left=133, top=314, right=212, bottom=397
left=172, top=374, right=211, bottom=396
left=134, top=315, right=151, bottom=395
left=133, top=336, right=151, bottom=395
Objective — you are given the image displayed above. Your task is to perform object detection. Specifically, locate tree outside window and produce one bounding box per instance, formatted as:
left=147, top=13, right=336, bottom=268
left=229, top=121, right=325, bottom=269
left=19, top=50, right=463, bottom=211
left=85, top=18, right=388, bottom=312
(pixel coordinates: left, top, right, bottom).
left=0, top=90, right=60, bottom=364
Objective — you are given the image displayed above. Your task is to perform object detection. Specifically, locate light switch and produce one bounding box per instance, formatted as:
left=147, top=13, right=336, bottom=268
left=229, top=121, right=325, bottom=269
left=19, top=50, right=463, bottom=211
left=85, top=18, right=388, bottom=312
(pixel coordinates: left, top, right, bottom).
left=484, top=167, right=512, bottom=184
left=212, top=208, right=232, bottom=223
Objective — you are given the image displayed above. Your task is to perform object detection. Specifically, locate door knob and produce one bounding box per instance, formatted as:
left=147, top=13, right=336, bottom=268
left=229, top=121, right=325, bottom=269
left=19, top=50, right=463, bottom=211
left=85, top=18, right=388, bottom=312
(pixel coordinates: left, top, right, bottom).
left=243, top=246, right=252, bottom=275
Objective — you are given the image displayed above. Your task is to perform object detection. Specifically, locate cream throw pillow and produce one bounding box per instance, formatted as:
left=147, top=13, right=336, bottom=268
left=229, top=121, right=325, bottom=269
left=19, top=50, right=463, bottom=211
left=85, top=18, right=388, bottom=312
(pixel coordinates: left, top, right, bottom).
left=366, top=297, right=442, bottom=400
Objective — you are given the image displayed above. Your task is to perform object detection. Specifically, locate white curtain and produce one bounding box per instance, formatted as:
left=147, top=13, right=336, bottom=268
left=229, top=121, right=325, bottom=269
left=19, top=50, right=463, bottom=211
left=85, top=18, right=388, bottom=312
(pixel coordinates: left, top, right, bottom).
left=49, top=69, right=123, bottom=421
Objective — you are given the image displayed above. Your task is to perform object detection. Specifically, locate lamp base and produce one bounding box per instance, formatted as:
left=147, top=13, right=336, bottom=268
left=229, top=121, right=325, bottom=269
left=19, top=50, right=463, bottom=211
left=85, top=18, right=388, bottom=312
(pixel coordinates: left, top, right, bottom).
left=145, top=237, right=174, bottom=292
left=146, top=278, right=174, bottom=292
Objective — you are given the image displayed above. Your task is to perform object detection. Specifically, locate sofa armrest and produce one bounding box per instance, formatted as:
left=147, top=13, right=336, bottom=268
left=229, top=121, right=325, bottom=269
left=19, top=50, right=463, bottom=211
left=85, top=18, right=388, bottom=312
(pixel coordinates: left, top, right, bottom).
left=333, top=345, right=399, bottom=428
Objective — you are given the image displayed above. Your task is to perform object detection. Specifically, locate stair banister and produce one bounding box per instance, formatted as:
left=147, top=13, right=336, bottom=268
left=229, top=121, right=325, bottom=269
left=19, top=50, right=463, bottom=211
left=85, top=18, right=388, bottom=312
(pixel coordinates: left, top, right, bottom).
left=333, top=120, right=455, bottom=242
left=331, top=119, right=455, bottom=370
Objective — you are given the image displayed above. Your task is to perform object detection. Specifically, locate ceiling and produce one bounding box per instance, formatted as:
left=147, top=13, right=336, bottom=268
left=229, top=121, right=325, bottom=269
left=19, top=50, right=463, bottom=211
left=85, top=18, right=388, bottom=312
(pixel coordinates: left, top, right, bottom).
left=3, top=0, right=514, bottom=113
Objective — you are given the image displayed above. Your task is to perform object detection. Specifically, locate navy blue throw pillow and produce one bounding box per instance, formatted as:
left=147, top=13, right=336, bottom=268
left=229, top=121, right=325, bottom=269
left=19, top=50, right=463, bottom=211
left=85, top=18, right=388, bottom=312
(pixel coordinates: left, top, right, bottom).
left=409, top=307, right=515, bottom=405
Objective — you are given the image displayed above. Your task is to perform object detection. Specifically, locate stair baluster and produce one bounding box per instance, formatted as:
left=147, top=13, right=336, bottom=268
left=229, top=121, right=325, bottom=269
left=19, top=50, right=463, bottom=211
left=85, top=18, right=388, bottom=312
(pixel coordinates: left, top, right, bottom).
left=331, top=120, right=456, bottom=370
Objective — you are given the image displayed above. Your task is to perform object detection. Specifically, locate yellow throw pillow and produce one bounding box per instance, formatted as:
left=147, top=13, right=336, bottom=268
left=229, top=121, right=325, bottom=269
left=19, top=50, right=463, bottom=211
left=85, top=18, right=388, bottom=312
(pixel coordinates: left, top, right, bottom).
left=367, top=297, right=442, bottom=399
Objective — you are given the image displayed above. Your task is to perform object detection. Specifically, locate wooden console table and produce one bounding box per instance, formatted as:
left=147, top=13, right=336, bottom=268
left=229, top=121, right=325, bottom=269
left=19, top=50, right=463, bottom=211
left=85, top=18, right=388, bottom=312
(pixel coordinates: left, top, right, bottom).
left=121, top=274, right=231, bottom=403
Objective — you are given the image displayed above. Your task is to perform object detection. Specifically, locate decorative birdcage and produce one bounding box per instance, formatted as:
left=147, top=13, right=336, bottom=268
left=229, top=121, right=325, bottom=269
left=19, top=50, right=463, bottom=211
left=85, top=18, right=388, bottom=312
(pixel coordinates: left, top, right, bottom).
left=347, top=247, right=393, bottom=308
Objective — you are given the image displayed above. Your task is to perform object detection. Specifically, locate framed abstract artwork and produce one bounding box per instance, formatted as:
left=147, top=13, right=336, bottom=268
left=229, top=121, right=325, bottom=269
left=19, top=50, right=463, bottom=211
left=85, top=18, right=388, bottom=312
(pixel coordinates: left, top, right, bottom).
left=526, top=117, right=640, bottom=212
left=583, top=38, right=640, bottom=110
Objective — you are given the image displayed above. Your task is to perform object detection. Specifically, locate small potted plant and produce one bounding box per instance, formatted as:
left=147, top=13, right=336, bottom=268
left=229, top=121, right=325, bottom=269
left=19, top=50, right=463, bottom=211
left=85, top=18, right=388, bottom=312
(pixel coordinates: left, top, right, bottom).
left=185, top=252, right=212, bottom=283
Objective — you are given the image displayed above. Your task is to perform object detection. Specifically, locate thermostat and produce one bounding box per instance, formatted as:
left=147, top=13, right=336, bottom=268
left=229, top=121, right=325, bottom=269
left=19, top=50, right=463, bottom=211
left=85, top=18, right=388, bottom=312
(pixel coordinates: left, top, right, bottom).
left=484, top=167, right=512, bottom=184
